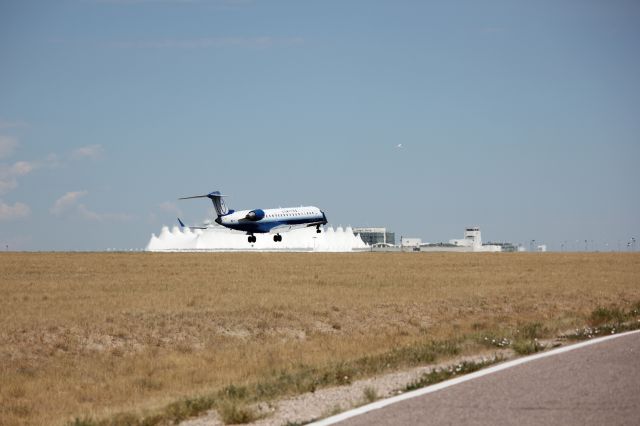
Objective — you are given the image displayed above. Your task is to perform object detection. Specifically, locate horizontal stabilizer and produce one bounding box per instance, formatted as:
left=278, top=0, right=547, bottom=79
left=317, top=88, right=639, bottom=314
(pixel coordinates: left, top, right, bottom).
left=179, top=191, right=227, bottom=200
left=179, top=191, right=229, bottom=217
left=179, top=194, right=210, bottom=200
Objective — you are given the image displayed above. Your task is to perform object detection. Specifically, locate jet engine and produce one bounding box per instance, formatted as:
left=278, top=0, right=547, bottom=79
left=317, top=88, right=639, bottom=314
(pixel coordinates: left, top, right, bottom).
left=245, top=209, right=265, bottom=221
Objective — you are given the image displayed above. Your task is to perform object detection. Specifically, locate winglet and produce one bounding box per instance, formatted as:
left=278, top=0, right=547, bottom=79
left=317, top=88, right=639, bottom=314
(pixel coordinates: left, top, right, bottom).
left=177, top=217, right=186, bottom=228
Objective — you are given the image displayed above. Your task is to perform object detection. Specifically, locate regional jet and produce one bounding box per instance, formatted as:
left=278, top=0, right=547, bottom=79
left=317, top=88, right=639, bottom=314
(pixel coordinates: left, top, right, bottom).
left=178, top=191, right=328, bottom=243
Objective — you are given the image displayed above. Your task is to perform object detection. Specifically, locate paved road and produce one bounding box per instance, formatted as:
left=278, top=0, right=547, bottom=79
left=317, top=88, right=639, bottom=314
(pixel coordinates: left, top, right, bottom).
left=338, top=332, right=640, bottom=426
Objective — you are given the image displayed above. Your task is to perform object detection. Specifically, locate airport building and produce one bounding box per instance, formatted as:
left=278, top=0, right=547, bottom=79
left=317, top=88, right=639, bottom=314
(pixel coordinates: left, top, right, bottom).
left=485, top=242, right=519, bottom=252
left=401, top=237, right=422, bottom=248
left=410, top=226, right=504, bottom=252
left=352, top=227, right=395, bottom=246
left=449, top=227, right=483, bottom=250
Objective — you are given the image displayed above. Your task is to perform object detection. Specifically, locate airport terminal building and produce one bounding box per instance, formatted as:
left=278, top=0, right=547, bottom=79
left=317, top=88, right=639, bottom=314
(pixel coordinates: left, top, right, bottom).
left=352, top=227, right=395, bottom=246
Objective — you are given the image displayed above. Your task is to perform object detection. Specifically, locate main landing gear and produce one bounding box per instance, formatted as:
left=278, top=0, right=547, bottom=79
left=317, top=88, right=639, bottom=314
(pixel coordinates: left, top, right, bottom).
left=248, top=234, right=283, bottom=243
left=316, top=225, right=322, bottom=234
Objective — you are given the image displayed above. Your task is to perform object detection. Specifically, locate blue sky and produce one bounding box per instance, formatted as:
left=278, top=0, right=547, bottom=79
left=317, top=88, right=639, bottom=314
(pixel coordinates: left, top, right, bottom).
left=1, top=0, right=638, bottom=251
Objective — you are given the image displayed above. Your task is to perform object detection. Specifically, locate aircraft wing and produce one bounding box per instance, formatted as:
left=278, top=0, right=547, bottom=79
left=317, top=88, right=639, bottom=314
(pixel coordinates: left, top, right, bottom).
left=305, top=220, right=327, bottom=228
left=177, top=217, right=210, bottom=230
left=267, top=224, right=296, bottom=234
left=266, top=221, right=326, bottom=234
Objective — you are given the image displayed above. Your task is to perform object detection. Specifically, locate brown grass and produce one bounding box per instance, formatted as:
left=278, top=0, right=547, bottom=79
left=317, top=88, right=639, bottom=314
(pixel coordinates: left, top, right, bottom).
left=1, top=252, right=639, bottom=425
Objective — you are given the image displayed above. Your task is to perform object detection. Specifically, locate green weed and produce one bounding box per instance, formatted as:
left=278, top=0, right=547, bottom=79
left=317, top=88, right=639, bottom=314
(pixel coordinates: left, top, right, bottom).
left=217, top=400, right=259, bottom=425
left=590, top=306, right=626, bottom=326
left=362, top=386, right=378, bottom=403
left=518, top=322, right=545, bottom=339
left=512, top=339, right=545, bottom=355
left=405, top=358, right=501, bottom=392
left=70, top=418, right=96, bottom=426
left=162, top=396, right=216, bottom=423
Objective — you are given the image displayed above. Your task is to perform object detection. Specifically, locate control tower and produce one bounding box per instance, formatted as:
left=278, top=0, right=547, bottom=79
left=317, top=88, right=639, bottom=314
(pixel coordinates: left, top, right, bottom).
left=450, top=226, right=482, bottom=250
left=464, top=227, right=482, bottom=249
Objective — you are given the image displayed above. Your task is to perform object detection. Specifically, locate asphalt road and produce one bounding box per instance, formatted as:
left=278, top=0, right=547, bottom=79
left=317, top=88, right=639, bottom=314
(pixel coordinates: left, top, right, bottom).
left=337, top=331, right=640, bottom=426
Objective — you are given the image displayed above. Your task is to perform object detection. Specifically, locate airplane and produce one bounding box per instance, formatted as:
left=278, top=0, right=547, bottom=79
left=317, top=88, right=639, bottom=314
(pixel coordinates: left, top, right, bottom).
left=178, top=191, right=328, bottom=243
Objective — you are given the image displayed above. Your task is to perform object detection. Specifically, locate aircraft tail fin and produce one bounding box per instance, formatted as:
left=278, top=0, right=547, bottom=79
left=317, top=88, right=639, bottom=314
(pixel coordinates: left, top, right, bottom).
left=179, top=191, right=229, bottom=216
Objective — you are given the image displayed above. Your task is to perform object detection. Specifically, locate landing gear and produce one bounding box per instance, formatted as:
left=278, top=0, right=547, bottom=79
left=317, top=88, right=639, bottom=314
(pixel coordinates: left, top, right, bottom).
left=273, top=234, right=282, bottom=242
left=248, top=235, right=256, bottom=243
left=316, top=225, right=322, bottom=234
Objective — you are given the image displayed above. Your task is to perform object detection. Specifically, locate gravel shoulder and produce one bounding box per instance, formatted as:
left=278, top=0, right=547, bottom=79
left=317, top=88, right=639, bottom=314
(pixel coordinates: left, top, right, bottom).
left=181, top=348, right=516, bottom=426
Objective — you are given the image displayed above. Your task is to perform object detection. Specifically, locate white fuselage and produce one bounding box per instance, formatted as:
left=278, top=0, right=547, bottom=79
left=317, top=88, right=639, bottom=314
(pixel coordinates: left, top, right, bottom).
left=218, top=206, right=326, bottom=234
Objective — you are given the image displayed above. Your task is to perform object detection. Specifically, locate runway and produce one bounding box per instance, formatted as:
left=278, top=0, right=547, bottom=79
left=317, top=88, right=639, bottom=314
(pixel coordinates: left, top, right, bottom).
left=314, top=330, right=640, bottom=426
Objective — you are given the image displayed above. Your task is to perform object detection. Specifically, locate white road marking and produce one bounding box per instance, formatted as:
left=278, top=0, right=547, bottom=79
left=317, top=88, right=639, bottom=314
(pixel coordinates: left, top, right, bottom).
left=309, top=329, right=640, bottom=426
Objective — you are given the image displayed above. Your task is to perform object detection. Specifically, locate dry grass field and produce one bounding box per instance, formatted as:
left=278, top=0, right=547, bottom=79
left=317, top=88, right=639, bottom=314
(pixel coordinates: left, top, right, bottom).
left=1, top=252, right=639, bottom=425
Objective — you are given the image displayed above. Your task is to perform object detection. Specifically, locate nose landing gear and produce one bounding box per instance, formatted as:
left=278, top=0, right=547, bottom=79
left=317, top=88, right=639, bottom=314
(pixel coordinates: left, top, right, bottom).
left=248, top=235, right=256, bottom=243
left=316, top=225, right=322, bottom=233
left=273, top=234, right=282, bottom=242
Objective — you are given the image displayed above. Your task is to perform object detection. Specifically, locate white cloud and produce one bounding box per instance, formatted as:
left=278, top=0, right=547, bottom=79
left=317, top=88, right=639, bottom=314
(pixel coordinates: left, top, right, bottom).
left=0, top=179, right=17, bottom=194
left=50, top=191, right=88, bottom=215
left=50, top=190, right=132, bottom=221
left=159, top=201, right=182, bottom=216
left=0, top=200, right=31, bottom=221
left=0, top=142, right=103, bottom=197
left=71, top=144, right=104, bottom=160
left=0, top=136, right=18, bottom=159
left=45, top=153, right=63, bottom=168
left=9, top=161, right=35, bottom=176
left=0, top=160, right=37, bottom=195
